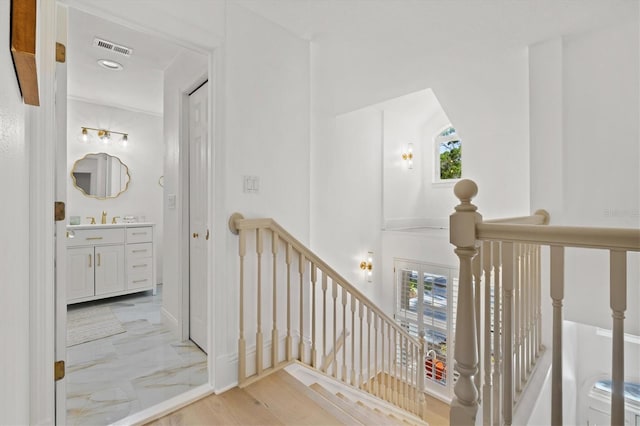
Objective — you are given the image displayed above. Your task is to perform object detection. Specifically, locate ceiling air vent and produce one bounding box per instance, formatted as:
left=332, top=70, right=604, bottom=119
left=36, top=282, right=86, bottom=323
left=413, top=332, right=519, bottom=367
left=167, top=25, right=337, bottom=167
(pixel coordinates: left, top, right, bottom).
left=92, top=37, right=133, bottom=57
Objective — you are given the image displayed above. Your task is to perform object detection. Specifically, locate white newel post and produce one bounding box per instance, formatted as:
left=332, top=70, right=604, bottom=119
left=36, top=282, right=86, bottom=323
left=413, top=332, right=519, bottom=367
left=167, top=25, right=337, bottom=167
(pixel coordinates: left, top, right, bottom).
left=450, top=180, right=483, bottom=425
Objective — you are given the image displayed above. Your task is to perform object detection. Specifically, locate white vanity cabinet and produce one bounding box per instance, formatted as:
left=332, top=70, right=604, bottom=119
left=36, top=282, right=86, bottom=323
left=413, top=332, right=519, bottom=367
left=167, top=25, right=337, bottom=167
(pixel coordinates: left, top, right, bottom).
left=66, top=224, right=155, bottom=304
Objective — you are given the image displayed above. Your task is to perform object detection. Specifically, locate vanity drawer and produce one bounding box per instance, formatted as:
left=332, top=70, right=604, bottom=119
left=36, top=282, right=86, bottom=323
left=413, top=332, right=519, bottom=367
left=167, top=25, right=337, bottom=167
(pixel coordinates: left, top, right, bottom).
left=126, top=226, right=153, bottom=244
left=127, top=258, right=152, bottom=276
left=126, top=243, right=152, bottom=259
left=127, top=272, right=152, bottom=290
left=67, top=228, right=125, bottom=247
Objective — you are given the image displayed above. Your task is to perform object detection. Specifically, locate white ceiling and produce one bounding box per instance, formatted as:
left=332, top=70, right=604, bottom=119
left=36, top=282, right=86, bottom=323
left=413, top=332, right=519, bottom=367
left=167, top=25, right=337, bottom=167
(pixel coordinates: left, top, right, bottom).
left=236, top=0, right=635, bottom=48
left=67, top=7, right=185, bottom=115
left=64, top=0, right=638, bottom=115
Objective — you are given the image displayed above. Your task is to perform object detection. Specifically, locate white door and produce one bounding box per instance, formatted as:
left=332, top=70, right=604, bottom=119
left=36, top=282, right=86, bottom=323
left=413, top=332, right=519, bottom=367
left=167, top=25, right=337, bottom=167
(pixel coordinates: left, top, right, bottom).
left=189, top=82, right=209, bottom=352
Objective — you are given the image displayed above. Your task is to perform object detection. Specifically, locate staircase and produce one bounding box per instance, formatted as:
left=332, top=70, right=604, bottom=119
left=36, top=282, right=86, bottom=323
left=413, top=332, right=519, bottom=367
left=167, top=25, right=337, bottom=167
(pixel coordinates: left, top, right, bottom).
left=148, top=368, right=433, bottom=425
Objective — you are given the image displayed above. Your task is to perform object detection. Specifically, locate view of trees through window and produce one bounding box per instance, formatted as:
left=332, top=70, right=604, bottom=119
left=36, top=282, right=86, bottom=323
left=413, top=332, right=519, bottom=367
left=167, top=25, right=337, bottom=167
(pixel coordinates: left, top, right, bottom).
left=437, top=127, right=461, bottom=180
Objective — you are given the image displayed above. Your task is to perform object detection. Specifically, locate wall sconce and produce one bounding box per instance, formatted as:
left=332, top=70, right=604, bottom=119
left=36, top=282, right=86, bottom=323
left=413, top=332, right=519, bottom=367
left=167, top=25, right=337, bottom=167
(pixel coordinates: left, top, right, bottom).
left=360, top=251, right=373, bottom=282
left=81, top=127, right=129, bottom=146
left=402, top=143, right=414, bottom=169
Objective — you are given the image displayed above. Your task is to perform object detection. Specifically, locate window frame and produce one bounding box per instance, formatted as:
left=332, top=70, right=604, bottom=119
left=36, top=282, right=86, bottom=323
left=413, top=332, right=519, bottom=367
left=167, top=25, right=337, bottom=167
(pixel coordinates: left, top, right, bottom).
left=393, top=258, right=459, bottom=400
left=433, top=124, right=462, bottom=185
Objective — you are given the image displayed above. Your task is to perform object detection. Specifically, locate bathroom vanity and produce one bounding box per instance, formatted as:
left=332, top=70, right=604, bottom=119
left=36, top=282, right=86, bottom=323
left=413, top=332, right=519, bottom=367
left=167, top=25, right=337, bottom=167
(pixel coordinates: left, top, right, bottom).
left=66, top=223, right=156, bottom=304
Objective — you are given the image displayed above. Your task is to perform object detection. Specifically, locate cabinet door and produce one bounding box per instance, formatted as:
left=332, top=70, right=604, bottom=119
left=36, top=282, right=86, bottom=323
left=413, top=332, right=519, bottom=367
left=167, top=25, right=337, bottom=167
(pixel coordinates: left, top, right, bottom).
left=67, top=246, right=94, bottom=301
left=95, top=245, right=125, bottom=296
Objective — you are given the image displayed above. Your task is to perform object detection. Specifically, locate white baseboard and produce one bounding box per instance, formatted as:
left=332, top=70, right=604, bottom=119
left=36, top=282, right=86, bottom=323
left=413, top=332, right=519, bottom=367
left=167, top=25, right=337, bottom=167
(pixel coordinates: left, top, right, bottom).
left=160, top=307, right=179, bottom=335
left=110, top=383, right=215, bottom=426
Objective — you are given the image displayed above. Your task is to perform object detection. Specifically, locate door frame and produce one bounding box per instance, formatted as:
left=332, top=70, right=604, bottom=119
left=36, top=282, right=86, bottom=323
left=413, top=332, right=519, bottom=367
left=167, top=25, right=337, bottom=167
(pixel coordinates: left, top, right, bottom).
left=31, top=2, right=224, bottom=422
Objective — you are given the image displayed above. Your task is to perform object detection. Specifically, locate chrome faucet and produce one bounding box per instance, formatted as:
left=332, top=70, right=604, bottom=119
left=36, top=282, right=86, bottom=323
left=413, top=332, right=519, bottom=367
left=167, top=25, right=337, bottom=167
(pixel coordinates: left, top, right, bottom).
left=101, top=211, right=107, bottom=224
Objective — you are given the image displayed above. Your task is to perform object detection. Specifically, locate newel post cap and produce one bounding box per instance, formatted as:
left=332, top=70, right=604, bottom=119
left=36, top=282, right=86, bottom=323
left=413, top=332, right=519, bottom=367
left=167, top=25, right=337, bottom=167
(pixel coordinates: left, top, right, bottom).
left=454, top=179, right=478, bottom=205
left=450, top=179, right=481, bottom=247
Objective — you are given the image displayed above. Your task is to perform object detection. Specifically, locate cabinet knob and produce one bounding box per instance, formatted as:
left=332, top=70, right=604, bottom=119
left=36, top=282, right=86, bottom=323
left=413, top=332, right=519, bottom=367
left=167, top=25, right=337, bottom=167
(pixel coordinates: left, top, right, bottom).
left=193, top=232, right=199, bottom=239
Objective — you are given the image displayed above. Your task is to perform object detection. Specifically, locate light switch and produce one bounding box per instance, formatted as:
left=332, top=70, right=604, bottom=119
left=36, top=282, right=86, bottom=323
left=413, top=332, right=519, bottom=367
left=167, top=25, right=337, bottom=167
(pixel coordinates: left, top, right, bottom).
left=168, top=194, right=177, bottom=209
left=243, top=176, right=259, bottom=194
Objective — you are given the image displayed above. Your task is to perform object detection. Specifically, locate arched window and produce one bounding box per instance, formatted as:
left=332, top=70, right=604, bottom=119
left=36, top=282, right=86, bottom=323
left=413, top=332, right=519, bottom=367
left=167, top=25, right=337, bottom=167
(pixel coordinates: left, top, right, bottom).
left=435, top=126, right=461, bottom=182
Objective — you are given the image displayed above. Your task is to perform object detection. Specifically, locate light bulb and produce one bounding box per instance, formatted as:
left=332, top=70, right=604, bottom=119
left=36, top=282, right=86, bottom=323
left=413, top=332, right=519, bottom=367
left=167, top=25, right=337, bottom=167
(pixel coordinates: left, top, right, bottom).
left=81, top=128, right=88, bottom=142
left=121, top=134, right=128, bottom=146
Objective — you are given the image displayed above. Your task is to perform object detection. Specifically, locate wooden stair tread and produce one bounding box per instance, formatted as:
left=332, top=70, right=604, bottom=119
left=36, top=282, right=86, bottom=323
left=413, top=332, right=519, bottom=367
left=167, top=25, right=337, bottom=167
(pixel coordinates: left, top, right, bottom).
left=146, top=387, right=284, bottom=425
left=244, top=370, right=357, bottom=425
left=310, top=383, right=401, bottom=425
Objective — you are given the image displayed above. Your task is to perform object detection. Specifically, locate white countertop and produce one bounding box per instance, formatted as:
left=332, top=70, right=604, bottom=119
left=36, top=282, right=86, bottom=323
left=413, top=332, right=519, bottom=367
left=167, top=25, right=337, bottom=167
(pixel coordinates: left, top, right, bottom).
left=67, top=222, right=155, bottom=230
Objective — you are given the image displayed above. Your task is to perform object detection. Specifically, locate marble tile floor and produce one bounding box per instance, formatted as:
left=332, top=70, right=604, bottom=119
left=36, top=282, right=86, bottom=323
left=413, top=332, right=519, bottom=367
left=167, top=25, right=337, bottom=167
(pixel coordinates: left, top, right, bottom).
left=66, top=286, right=207, bottom=426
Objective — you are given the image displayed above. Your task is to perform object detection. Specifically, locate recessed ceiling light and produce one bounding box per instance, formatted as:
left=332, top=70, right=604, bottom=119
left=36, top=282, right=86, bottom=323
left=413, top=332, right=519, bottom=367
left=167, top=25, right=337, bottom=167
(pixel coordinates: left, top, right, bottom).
left=97, top=59, right=123, bottom=71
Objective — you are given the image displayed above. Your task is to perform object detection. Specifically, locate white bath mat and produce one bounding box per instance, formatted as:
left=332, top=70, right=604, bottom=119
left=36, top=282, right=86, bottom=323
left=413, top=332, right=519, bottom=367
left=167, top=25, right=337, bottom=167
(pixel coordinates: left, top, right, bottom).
left=67, top=306, right=126, bottom=347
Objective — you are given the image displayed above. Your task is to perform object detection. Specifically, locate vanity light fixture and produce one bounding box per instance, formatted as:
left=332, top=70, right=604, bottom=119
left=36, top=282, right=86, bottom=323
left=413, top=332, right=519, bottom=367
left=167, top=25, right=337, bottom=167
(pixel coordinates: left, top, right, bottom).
left=402, top=143, right=414, bottom=169
left=81, top=127, right=129, bottom=146
left=360, top=251, right=373, bottom=282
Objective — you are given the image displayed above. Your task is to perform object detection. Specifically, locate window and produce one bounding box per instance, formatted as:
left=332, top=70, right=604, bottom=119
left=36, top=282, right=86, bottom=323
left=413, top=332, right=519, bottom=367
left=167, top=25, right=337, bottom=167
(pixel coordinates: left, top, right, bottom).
left=435, top=126, right=462, bottom=182
left=394, top=260, right=459, bottom=398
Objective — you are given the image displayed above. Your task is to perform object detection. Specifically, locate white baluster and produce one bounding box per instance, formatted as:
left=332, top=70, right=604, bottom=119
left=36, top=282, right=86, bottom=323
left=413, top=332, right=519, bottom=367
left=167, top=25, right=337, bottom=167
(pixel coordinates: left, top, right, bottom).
left=449, top=179, right=482, bottom=426
left=342, top=286, right=348, bottom=382
left=256, top=229, right=264, bottom=375
left=332, top=279, right=338, bottom=378
left=387, top=322, right=392, bottom=402
left=299, top=253, right=306, bottom=362
left=238, top=228, right=246, bottom=383
left=380, top=319, right=386, bottom=399
left=492, top=241, right=502, bottom=426
left=272, top=231, right=279, bottom=367
left=514, top=243, right=521, bottom=395
left=473, top=252, right=482, bottom=396
left=321, top=274, right=328, bottom=373
left=502, top=242, right=515, bottom=425
left=610, top=250, right=627, bottom=426
left=359, top=301, right=364, bottom=388
left=367, top=307, right=372, bottom=394
left=536, top=245, right=543, bottom=357
left=351, top=297, right=357, bottom=386
left=311, top=264, right=317, bottom=368
left=374, top=313, right=379, bottom=396
left=419, top=331, right=427, bottom=420
left=286, top=243, right=292, bottom=361
left=482, top=241, right=493, bottom=426
left=550, top=245, right=564, bottom=426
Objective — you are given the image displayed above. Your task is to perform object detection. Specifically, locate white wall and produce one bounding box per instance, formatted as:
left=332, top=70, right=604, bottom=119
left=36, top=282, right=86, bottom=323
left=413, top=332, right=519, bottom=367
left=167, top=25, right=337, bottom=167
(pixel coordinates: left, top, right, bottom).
left=216, top=2, right=311, bottom=388
left=529, top=15, right=639, bottom=424
left=67, top=99, right=164, bottom=283
left=380, top=89, right=453, bottom=228
left=162, top=49, right=208, bottom=330
left=0, top=0, right=30, bottom=422
left=311, top=38, right=531, bottom=314
left=529, top=18, right=640, bottom=334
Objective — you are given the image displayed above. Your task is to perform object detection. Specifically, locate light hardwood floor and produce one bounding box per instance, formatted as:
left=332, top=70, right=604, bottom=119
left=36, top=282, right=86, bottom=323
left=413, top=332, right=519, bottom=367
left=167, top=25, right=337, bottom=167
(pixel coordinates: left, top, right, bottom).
left=148, top=370, right=449, bottom=426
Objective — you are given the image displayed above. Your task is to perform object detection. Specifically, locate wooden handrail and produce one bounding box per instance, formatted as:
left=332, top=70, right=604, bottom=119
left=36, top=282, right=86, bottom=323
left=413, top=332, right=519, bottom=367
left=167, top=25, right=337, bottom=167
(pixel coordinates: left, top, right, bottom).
left=476, top=223, right=640, bottom=251
left=229, top=213, right=421, bottom=343
left=483, top=209, right=550, bottom=225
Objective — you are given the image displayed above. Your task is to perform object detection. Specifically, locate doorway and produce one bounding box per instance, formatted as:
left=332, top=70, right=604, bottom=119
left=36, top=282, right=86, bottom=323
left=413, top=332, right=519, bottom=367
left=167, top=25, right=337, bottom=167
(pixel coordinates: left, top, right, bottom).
left=58, top=6, right=212, bottom=424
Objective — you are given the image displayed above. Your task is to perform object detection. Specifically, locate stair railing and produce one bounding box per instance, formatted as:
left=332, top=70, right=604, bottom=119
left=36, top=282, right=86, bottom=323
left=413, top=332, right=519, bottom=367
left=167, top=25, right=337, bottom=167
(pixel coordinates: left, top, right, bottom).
left=229, top=213, right=428, bottom=419
left=449, top=179, right=640, bottom=426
